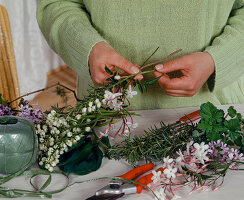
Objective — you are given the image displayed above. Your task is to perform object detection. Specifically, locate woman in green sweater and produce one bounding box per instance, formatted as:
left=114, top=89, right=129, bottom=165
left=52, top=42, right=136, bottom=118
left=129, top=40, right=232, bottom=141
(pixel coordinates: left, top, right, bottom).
left=37, top=0, right=244, bottom=110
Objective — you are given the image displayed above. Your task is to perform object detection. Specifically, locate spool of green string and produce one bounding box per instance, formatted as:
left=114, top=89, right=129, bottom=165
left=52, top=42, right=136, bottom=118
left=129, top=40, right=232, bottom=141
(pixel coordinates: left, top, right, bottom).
left=0, top=116, right=38, bottom=174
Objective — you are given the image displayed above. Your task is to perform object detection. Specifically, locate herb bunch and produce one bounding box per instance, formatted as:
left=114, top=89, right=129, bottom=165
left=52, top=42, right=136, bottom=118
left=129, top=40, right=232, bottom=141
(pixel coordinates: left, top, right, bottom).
left=107, top=121, right=198, bottom=166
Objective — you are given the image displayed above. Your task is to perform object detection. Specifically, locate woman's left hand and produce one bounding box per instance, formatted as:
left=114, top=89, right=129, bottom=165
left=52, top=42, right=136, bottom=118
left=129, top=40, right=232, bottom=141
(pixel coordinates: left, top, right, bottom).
left=153, top=52, right=215, bottom=97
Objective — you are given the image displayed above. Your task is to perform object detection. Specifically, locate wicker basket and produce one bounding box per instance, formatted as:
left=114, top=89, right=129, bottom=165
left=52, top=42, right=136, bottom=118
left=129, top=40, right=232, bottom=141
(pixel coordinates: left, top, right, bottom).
left=0, top=5, right=20, bottom=108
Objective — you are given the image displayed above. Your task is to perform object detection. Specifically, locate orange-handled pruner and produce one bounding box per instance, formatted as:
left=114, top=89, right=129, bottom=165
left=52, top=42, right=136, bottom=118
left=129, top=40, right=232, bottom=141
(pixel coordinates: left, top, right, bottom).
left=86, top=163, right=165, bottom=200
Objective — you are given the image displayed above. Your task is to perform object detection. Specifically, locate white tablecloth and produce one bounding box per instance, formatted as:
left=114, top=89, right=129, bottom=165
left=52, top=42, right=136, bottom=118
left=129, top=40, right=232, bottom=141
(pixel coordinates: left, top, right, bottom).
left=3, top=104, right=244, bottom=200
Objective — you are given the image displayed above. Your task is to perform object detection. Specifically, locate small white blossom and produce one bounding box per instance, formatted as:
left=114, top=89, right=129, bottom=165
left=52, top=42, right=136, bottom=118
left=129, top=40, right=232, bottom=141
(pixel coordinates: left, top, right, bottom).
left=97, top=102, right=101, bottom=108
left=102, top=99, right=107, bottom=104
left=82, top=107, right=87, bottom=114
left=164, top=165, right=177, bottom=179
left=66, top=140, right=72, bottom=147
left=114, top=75, right=121, bottom=80
left=194, top=142, right=209, bottom=153
left=154, top=188, right=166, bottom=200
left=152, top=170, right=162, bottom=184
left=126, top=85, right=137, bottom=98
left=87, top=119, right=91, bottom=123
left=88, top=107, right=92, bottom=113
left=76, top=114, right=82, bottom=120
left=75, top=135, right=81, bottom=141
left=95, top=99, right=100, bottom=104
left=85, top=127, right=91, bottom=132
left=67, top=132, right=72, bottom=137
left=163, top=156, right=173, bottom=167
left=92, top=105, right=96, bottom=111
left=88, top=102, right=93, bottom=107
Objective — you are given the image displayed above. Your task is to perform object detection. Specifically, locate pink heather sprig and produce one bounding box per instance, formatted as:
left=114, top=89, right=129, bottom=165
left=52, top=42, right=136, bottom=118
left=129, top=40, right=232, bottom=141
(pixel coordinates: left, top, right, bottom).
left=208, top=140, right=244, bottom=169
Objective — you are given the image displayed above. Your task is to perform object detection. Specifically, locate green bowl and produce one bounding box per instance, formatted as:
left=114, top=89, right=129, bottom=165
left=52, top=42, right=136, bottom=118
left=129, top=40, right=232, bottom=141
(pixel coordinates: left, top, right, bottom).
left=0, top=116, right=38, bottom=174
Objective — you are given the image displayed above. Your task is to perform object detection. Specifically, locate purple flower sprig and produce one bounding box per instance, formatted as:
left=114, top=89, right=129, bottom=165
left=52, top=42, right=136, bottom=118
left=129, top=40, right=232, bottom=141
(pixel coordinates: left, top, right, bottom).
left=208, top=140, right=244, bottom=169
left=0, top=104, right=13, bottom=116
left=0, top=98, right=44, bottom=124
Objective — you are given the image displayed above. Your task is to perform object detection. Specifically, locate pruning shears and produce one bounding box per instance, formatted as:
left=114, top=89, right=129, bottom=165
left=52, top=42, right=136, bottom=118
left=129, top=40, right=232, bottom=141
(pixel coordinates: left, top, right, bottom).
left=86, top=163, right=165, bottom=200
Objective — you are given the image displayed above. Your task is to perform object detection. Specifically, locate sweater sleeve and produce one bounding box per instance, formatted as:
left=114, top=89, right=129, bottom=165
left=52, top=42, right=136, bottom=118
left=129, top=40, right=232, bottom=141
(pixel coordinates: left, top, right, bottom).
left=204, top=0, right=244, bottom=92
left=36, top=0, right=106, bottom=78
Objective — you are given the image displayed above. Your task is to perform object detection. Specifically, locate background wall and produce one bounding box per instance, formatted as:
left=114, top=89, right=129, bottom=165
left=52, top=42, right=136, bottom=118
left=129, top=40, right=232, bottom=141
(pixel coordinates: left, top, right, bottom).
left=0, top=0, right=64, bottom=99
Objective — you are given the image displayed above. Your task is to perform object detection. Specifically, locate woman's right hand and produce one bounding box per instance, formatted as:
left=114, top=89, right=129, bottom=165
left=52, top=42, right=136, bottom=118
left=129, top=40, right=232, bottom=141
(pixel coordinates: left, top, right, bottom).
left=88, top=41, right=143, bottom=85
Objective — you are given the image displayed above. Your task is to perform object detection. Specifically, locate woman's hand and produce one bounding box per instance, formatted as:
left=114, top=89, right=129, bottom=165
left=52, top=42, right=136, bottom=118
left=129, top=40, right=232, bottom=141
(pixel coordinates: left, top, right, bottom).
left=153, top=52, right=215, bottom=97
left=89, top=41, right=143, bottom=85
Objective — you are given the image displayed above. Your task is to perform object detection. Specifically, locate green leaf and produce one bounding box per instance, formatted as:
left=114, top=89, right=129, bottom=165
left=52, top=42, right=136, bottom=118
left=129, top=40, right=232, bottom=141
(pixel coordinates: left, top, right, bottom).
left=206, top=131, right=221, bottom=141
left=101, top=136, right=111, bottom=148
left=105, top=65, right=113, bottom=75
left=199, top=102, right=224, bottom=123
left=144, top=75, right=163, bottom=86
left=228, top=106, right=237, bottom=118
left=224, top=119, right=241, bottom=132
left=138, top=82, right=144, bottom=93
left=227, top=140, right=234, bottom=146
left=242, top=137, right=244, bottom=146
left=234, top=136, right=242, bottom=146
left=229, top=131, right=241, bottom=141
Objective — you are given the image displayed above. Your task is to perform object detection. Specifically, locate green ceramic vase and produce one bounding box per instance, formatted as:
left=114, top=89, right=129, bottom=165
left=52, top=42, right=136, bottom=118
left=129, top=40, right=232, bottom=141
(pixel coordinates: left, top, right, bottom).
left=0, top=116, right=38, bottom=174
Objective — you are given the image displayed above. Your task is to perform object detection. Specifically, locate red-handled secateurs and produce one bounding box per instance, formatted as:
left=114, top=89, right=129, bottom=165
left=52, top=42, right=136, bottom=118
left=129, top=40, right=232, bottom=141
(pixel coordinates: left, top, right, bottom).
left=86, top=163, right=165, bottom=200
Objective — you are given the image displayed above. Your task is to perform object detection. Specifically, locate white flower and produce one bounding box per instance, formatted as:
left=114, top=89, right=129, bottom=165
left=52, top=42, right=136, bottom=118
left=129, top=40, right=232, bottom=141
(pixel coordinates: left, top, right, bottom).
left=114, top=75, right=121, bottom=80
left=51, top=110, right=56, bottom=115
left=39, top=161, right=43, bottom=166
left=82, top=107, right=87, bottom=114
left=194, top=142, right=209, bottom=153
left=88, top=107, right=92, bottom=113
left=76, top=128, right=81, bottom=132
left=194, top=150, right=209, bottom=164
left=151, top=170, right=162, bottom=184
left=176, top=149, right=185, bottom=161
left=163, top=156, right=173, bottom=167
left=95, top=99, right=100, bottom=104
left=85, top=127, right=91, bottom=132
left=67, top=132, right=72, bottom=137
left=76, top=114, right=82, bottom=120
left=39, top=137, right=44, bottom=143
left=164, top=165, right=177, bottom=179
left=186, top=141, right=194, bottom=154
left=104, top=90, right=122, bottom=101
left=126, top=85, right=137, bottom=98
left=87, top=119, right=91, bottom=123
left=172, top=195, right=182, bottom=200
left=75, top=135, right=81, bottom=141
left=154, top=188, right=166, bottom=200
left=88, top=102, right=93, bottom=107
left=48, top=167, right=54, bottom=172
left=66, top=140, right=72, bottom=147
left=92, top=105, right=96, bottom=111
left=97, top=102, right=101, bottom=108
left=102, top=99, right=107, bottom=105
left=108, top=99, right=123, bottom=111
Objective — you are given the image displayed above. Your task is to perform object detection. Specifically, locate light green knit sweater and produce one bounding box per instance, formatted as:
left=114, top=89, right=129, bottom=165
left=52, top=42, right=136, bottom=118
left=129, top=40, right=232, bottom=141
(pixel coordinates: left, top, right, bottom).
left=37, top=0, right=244, bottom=110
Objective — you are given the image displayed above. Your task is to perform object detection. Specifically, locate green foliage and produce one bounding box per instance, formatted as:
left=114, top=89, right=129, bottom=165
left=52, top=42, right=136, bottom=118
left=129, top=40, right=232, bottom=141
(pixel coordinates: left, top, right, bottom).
left=198, top=102, right=244, bottom=152
left=0, top=93, right=8, bottom=106
left=58, top=137, right=103, bottom=175
left=106, top=122, right=196, bottom=166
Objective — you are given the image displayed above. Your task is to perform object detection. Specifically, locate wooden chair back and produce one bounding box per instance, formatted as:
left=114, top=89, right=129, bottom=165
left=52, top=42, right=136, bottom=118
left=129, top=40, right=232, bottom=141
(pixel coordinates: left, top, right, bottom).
left=0, top=5, right=20, bottom=108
